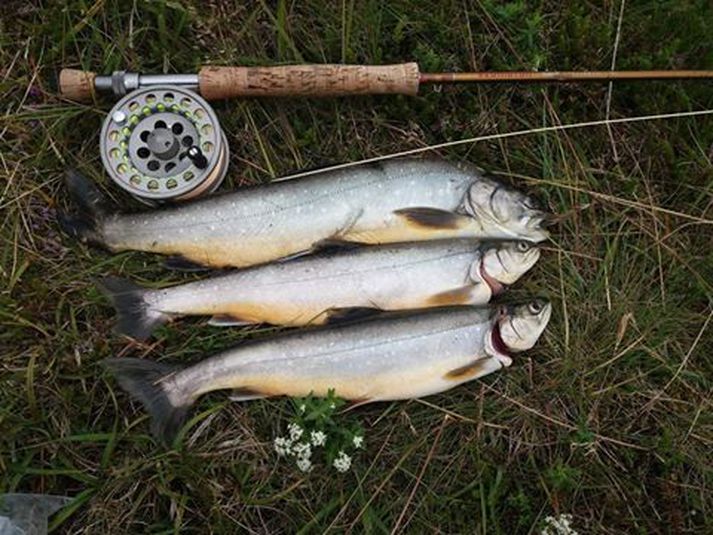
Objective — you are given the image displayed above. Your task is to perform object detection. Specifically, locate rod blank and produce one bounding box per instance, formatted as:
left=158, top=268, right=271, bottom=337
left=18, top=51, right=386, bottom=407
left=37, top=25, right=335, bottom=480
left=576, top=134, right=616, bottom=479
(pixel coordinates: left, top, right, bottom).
left=420, top=70, right=713, bottom=83
left=59, top=65, right=713, bottom=102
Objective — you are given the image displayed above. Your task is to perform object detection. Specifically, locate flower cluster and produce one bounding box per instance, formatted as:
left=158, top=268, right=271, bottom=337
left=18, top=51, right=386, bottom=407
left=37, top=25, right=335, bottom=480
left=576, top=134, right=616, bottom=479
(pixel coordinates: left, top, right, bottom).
left=273, top=424, right=316, bottom=472
left=332, top=451, right=352, bottom=473
left=272, top=390, right=365, bottom=474
left=541, top=514, right=578, bottom=535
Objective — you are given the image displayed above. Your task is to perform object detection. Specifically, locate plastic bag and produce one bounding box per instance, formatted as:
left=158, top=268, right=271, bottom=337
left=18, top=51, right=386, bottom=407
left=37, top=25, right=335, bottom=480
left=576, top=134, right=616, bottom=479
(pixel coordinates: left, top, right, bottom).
left=0, top=494, right=71, bottom=535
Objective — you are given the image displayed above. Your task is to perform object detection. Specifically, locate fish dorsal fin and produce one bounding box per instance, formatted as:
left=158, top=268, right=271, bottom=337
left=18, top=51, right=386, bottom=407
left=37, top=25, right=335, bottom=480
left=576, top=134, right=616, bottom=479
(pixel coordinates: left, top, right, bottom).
left=230, top=387, right=268, bottom=401
left=427, top=284, right=480, bottom=306
left=394, top=207, right=471, bottom=230
left=325, top=306, right=383, bottom=325
left=444, top=358, right=490, bottom=380
left=208, top=315, right=253, bottom=327
left=165, top=255, right=211, bottom=272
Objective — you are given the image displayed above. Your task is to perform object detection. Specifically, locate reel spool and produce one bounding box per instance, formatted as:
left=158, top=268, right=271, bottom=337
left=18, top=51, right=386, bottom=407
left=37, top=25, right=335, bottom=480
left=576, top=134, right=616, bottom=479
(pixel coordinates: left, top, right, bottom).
left=100, top=85, right=228, bottom=204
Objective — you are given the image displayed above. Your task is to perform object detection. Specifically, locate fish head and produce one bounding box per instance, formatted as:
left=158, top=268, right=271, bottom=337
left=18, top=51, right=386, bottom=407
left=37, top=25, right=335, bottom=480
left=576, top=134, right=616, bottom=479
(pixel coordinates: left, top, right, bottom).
left=499, top=299, right=551, bottom=352
left=466, top=179, right=550, bottom=242
left=485, top=299, right=551, bottom=366
left=480, top=240, right=540, bottom=289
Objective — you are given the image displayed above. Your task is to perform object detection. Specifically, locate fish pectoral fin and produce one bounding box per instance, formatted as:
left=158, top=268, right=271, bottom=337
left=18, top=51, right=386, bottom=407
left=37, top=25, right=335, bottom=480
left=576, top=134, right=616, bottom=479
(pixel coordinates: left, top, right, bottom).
left=394, top=207, right=471, bottom=230
left=277, top=241, right=358, bottom=264
left=208, top=315, right=254, bottom=327
left=229, top=387, right=268, bottom=401
left=444, top=358, right=490, bottom=380
left=164, top=255, right=211, bottom=272
left=427, top=284, right=480, bottom=306
left=311, top=238, right=361, bottom=254
left=324, top=306, right=383, bottom=325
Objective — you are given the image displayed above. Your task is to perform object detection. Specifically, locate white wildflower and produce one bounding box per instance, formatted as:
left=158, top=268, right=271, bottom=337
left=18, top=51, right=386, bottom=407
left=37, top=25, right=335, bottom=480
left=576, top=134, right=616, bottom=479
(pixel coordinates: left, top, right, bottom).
left=352, top=435, right=364, bottom=449
left=296, top=456, right=313, bottom=473
left=298, top=404, right=306, bottom=413
left=329, top=402, right=336, bottom=410
left=287, top=422, right=304, bottom=441
left=541, top=514, right=578, bottom=535
left=292, top=441, right=312, bottom=459
left=273, top=436, right=293, bottom=456
left=310, top=430, right=327, bottom=447
left=333, top=451, right=352, bottom=473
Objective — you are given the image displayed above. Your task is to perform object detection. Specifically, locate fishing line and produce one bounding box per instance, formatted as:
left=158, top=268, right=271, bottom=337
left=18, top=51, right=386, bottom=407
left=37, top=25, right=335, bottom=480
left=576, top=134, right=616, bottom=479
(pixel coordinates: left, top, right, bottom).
left=277, top=108, right=713, bottom=182
left=114, top=107, right=713, bottom=235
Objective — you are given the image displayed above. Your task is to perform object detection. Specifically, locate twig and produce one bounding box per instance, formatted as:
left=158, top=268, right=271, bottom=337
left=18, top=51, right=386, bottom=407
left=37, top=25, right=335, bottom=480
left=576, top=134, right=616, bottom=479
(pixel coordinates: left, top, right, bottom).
left=499, top=173, right=713, bottom=225
left=482, top=384, right=647, bottom=450
left=390, top=416, right=449, bottom=534
left=644, top=308, right=713, bottom=410
left=414, top=398, right=508, bottom=429
left=605, top=0, right=626, bottom=162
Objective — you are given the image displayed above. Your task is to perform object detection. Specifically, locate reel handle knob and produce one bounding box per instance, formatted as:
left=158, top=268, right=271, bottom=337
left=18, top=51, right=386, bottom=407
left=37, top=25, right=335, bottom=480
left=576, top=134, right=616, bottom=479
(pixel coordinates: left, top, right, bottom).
left=198, top=63, right=421, bottom=100
left=186, top=146, right=209, bottom=170
left=59, top=69, right=97, bottom=101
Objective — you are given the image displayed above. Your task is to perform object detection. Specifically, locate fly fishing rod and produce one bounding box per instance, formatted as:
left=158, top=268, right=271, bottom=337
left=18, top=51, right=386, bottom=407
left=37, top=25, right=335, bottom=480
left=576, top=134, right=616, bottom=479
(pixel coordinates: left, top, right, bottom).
left=60, top=63, right=713, bottom=101
left=59, top=63, right=713, bottom=204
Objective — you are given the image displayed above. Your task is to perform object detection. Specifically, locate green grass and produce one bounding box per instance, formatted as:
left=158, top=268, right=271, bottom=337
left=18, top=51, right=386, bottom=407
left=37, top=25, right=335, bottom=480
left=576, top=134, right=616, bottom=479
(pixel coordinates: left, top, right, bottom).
left=2, top=0, right=712, bottom=533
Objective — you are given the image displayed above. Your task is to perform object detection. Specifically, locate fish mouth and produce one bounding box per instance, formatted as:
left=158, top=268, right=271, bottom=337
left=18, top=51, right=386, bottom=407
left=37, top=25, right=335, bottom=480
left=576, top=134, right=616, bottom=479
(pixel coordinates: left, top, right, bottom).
left=520, top=246, right=541, bottom=271
left=535, top=212, right=557, bottom=228
left=480, top=262, right=505, bottom=294
left=491, top=321, right=510, bottom=356
left=525, top=224, right=551, bottom=243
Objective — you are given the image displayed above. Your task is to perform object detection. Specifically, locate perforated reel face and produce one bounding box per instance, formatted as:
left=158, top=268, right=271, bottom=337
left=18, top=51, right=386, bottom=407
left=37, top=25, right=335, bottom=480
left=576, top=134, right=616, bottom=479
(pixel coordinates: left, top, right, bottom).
left=100, top=85, right=228, bottom=201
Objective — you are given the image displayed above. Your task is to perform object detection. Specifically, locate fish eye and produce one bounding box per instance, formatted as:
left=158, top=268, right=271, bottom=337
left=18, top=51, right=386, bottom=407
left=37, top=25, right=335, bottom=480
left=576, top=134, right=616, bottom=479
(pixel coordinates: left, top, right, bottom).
left=517, top=241, right=531, bottom=252
left=528, top=301, right=544, bottom=314
left=524, top=197, right=541, bottom=210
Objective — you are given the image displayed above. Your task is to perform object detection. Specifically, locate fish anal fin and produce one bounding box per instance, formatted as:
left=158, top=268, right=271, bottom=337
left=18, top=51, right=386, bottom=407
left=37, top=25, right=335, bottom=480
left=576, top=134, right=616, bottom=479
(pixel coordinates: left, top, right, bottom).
left=277, top=249, right=312, bottom=263
left=444, top=359, right=489, bottom=380
left=325, top=306, right=382, bottom=325
left=394, top=207, right=470, bottom=230
left=230, top=387, right=268, bottom=402
left=340, top=398, right=373, bottom=413
left=165, top=255, right=211, bottom=272
left=427, top=284, right=479, bottom=306
left=208, top=314, right=254, bottom=327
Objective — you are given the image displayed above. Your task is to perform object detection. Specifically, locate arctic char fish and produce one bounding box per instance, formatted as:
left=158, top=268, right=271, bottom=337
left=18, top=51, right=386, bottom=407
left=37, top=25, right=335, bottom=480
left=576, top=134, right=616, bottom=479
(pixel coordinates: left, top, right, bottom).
left=61, top=159, right=549, bottom=269
left=99, top=240, right=540, bottom=339
left=105, top=301, right=552, bottom=444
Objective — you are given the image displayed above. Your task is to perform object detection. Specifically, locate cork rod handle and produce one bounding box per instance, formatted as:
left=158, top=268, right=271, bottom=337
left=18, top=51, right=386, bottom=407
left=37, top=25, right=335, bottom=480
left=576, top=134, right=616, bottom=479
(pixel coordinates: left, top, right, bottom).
left=59, top=69, right=97, bottom=101
left=198, top=63, right=421, bottom=100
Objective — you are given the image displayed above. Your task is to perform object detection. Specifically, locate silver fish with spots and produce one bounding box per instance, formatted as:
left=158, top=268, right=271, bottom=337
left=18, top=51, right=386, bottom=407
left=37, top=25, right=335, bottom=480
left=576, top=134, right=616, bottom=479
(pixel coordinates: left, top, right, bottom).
left=60, top=159, right=549, bottom=269
left=105, top=300, right=552, bottom=444
left=98, top=239, right=540, bottom=340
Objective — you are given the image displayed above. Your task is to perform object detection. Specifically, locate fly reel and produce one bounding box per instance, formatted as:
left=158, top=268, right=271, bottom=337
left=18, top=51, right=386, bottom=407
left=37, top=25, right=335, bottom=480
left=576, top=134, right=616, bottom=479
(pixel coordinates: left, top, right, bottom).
left=99, top=85, right=228, bottom=203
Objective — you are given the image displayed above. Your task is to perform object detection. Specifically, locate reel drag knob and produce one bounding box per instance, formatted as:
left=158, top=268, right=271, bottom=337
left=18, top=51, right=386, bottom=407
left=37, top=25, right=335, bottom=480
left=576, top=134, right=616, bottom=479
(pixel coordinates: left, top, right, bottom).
left=146, top=128, right=180, bottom=160
left=100, top=85, right=228, bottom=204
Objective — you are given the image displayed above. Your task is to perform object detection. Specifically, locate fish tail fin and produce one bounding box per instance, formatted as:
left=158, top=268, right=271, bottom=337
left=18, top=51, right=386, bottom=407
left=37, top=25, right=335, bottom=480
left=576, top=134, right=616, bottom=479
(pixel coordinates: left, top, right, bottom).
left=104, top=358, right=191, bottom=446
left=58, top=169, right=111, bottom=248
left=96, top=277, right=170, bottom=341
